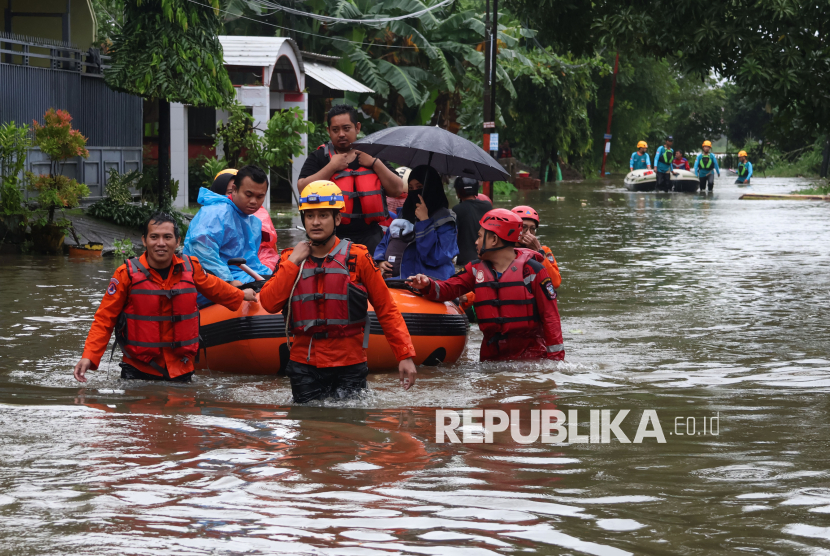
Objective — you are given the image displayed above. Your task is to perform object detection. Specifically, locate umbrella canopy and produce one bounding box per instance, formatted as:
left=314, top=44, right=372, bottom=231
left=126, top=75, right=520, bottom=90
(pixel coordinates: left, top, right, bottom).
left=352, top=126, right=509, bottom=181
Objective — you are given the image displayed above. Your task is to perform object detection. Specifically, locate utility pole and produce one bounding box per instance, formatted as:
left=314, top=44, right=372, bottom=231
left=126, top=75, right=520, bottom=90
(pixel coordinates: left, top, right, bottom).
left=600, top=51, right=619, bottom=177
left=490, top=0, right=498, bottom=129
left=482, top=0, right=494, bottom=199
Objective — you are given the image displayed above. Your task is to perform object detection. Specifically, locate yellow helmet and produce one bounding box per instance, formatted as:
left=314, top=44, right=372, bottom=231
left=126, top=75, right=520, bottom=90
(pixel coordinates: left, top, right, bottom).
left=299, top=181, right=345, bottom=212
left=214, top=168, right=237, bottom=181
left=702, top=140, right=712, bottom=147
left=637, top=141, right=648, bottom=149
left=738, top=150, right=748, bottom=158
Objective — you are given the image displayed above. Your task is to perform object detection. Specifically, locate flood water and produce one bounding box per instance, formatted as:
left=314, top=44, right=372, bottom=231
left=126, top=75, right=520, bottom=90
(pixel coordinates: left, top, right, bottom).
left=1, top=175, right=829, bottom=555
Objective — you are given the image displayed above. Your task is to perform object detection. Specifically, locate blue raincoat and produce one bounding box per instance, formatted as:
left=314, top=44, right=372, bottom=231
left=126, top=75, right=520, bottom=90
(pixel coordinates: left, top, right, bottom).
left=694, top=153, right=721, bottom=177
left=654, top=146, right=674, bottom=173
left=373, top=207, right=458, bottom=280
left=183, top=188, right=270, bottom=284
left=629, top=151, right=651, bottom=170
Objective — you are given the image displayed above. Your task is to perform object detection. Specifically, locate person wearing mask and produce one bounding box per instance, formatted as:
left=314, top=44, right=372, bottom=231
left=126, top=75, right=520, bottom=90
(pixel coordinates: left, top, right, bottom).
left=408, top=209, right=564, bottom=362
left=511, top=206, right=562, bottom=289
left=374, top=165, right=458, bottom=281
left=451, top=177, right=492, bottom=267
left=654, top=136, right=677, bottom=192
left=73, top=213, right=257, bottom=383
left=183, top=165, right=271, bottom=291
left=258, top=181, right=417, bottom=403
left=735, top=150, right=753, bottom=185
left=672, top=150, right=690, bottom=171
left=297, top=104, right=404, bottom=254
left=210, top=168, right=279, bottom=272
left=694, top=140, right=721, bottom=192
left=629, top=141, right=652, bottom=171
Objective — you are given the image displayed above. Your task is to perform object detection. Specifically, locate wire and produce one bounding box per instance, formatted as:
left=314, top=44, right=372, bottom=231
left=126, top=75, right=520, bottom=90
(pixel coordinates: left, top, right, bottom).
left=185, top=0, right=440, bottom=50
left=253, top=0, right=454, bottom=25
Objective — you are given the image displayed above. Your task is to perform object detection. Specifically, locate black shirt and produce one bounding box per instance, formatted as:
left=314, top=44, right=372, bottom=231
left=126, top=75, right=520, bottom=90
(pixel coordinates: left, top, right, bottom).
left=299, top=145, right=395, bottom=243
left=452, top=198, right=493, bottom=266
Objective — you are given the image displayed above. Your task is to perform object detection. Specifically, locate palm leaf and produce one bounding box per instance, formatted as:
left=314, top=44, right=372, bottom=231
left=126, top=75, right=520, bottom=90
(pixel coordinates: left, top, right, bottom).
left=430, top=49, right=456, bottom=90
left=349, top=47, right=390, bottom=96
left=376, top=60, right=429, bottom=106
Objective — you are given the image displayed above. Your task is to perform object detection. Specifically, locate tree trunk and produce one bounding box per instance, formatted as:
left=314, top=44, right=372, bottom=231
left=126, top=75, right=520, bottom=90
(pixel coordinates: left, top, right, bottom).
left=158, top=99, right=171, bottom=209
left=821, top=139, right=830, bottom=179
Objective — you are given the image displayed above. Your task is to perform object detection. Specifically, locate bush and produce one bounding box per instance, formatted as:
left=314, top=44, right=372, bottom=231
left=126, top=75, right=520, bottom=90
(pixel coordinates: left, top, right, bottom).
left=493, top=181, right=517, bottom=196
left=105, top=168, right=140, bottom=204
left=87, top=198, right=187, bottom=235
left=0, top=121, right=31, bottom=215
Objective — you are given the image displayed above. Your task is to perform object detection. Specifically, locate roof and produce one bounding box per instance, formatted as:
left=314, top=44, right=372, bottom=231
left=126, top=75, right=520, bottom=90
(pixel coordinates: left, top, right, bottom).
left=218, top=35, right=304, bottom=73
left=304, top=61, right=374, bottom=93
left=301, top=51, right=341, bottom=63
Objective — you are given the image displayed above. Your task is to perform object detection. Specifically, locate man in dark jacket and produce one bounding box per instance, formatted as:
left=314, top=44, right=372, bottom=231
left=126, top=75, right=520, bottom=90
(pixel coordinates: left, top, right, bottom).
left=451, top=177, right=492, bottom=266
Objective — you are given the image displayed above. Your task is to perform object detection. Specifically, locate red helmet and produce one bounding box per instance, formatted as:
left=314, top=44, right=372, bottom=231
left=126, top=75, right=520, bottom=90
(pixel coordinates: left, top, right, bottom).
left=479, top=208, right=523, bottom=242
left=511, top=205, right=539, bottom=225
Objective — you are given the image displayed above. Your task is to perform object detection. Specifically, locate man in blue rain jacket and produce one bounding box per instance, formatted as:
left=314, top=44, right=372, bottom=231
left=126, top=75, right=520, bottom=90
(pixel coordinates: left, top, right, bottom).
left=183, top=165, right=271, bottom=289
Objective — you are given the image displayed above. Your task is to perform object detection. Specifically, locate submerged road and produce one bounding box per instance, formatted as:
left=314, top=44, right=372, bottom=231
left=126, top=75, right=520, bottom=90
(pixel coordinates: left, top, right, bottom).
left=0, top=175, right=828, bottom=555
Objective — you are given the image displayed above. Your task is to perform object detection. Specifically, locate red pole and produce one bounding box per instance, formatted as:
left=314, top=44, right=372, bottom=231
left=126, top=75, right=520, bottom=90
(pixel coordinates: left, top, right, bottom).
left=600, top=51, right=619, bottom=177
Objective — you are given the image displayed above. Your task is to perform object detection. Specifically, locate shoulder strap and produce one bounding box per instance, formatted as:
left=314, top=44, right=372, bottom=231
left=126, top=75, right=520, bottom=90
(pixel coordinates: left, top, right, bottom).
left=181, top=255, right=193, bottom=273
left=128, top=257, right=152, bottom=282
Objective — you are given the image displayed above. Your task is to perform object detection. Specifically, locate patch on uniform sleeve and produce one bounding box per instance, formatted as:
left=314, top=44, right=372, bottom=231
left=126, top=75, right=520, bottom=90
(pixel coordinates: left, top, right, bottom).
left=365, top=252, right=380, bottom=272
left=547, top=254, right=555, bottom=262
left=107, top=278, right=119, bottom=295
left=540, top=277, right=556, bottom=300
left=453, top=267, right=467, bottom=277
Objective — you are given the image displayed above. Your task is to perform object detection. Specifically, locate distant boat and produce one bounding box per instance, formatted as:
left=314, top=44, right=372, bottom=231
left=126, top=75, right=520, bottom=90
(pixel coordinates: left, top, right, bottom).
left=624, top=169, right=700, bottom=192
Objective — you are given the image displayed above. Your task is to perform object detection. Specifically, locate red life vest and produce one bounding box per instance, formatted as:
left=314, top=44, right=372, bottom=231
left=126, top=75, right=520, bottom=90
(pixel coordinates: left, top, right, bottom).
left=472, top=249, right=543, bottom=338
left=115, top=257, right=200, bottom=376
left=321, top=142, right=389, bottom=225
left=288, top=240, right=370, bottom=352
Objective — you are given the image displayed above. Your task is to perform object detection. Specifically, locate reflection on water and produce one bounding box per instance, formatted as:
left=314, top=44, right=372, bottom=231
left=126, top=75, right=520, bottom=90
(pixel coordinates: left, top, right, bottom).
left=1, top=175, right=829, bottom=554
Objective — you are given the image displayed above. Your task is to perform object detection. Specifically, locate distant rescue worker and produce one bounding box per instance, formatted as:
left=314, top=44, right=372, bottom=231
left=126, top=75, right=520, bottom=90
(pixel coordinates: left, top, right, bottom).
left=672, top=150, right=690, bottom=171
left=408, top=209, right=564, bottom=362
left=694, top=140, right=721, bottom=192
left=258, top=181, right=417, bottom=403
left=654, top=136, right=677, bottom=192
left=511, top=205, right=562, bottom=289
left=736, top=150, right=753, bottom=185
left=210, top=168, right=279, bottom=272
left=183, top=165, right=271, bottom=288
left=452, top=177, right=492, bottom=267
left=629, top=141, right=652, bottom=171
left=297, top=104, right=404, bottom=255
left=73, top=213, right=257, bottom=383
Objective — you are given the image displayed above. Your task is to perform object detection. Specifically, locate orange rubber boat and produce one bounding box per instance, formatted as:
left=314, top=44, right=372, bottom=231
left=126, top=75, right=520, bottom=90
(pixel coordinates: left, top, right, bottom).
left=195, top=282, right=469, bottom=374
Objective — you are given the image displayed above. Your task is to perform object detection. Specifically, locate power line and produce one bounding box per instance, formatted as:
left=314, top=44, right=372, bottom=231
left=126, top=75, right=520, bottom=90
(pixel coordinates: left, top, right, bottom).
left=252, top=0, right=454, bottom=25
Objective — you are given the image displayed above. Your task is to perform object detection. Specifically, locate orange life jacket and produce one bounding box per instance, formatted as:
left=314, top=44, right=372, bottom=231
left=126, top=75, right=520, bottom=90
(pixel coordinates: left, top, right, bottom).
left=116, top=256, right=200, bottom=377
left=288, top=239, right=370, bottom=351
left=321, top=142, right=389, bottom=225
left=471, top=249, right=543, bottom=338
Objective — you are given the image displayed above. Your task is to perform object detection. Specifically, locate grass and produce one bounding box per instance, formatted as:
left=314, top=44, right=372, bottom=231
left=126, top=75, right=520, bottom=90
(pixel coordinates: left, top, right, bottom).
left=792, top=182, right=830, bottom=195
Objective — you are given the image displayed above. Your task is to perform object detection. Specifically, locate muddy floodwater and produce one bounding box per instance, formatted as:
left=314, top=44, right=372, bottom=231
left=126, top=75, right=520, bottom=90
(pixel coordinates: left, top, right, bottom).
left=1, top=175, right=829, bottom=555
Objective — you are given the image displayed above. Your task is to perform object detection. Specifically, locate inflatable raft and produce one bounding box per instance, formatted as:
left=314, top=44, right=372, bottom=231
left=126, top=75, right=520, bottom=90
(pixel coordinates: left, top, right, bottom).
left=624, top=169, right=700, bottom=192
left=195, top=282, right=469, bottom=374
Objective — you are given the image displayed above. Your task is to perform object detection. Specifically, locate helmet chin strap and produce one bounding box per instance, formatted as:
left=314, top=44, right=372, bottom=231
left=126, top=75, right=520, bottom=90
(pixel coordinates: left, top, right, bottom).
left=478, top=230, right=512, bottom=257
left=307, top=229, right=336, bottom=247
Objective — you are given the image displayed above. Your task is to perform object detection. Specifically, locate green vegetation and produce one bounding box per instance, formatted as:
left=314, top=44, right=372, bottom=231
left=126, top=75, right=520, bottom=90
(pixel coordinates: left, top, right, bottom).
left=113, top=238, right=137, bottom=258
left=493, top=181, right=517, bottom=196
left=0, top=121, right=30, bottom=217
left=793, top=183, right=830, bottom=196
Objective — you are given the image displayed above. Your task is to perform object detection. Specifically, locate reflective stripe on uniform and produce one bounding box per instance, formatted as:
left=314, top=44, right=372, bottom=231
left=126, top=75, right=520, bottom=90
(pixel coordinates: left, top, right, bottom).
left=124, top=310, right=200, bottom=322
left=546, top=344, right=564, bottom=353
left=301, top=266, right=350, bottom=279
left=290, top=293, right=349, bottom=302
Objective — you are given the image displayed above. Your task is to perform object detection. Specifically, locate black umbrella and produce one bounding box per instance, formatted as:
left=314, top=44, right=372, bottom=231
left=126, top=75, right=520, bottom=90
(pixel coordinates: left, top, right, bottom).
left=352, top=126, right=509, bottom=181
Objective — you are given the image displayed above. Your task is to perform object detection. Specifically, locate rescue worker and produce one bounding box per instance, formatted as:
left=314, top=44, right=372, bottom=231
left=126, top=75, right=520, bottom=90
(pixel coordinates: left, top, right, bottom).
left=511, top=206, right=562, bottom=289
left=258, top=181, right=417, bottom=403
left=374, top=165, right=458, bottom=280
left=452, top=177, right=492, bottom=267
left=694, top=140, right=721, bottom=192
left=183, top=165, right=271, bottom=291
left=629, top=141, right=652, bottom=171
left=653, top=136, right=677, bottom=192
left=210, top=168, right=279, bottom=272
left=672, top=150, right=690, bottom=171
left=408, top=209, right=564, bottom=362
left=73, top=213, right=257, bottom=383
left=297, top=105, right=404, bottom=255
left=736, top=150, right=753, bottom=185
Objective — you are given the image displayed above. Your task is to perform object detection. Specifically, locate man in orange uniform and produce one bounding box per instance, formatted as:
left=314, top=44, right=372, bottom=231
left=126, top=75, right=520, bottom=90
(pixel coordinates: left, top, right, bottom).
left=259, top=181, right=417, bottom=403
left=73, top=213, right=256, bottom=383
left=511, top=205, right=561, bottom=289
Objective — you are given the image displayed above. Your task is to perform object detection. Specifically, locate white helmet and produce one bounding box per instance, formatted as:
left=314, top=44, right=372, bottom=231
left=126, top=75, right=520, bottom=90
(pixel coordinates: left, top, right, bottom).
left=395, top=166, right=411, bottom=192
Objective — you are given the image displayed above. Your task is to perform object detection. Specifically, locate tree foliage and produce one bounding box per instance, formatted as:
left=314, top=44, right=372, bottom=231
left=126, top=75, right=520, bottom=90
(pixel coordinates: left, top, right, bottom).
left=105, top=0, right=235, bottom=107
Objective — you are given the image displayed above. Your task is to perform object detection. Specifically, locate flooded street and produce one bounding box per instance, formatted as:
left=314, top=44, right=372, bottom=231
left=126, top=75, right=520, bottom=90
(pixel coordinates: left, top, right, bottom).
left=1, top=175, right=829, bottom=555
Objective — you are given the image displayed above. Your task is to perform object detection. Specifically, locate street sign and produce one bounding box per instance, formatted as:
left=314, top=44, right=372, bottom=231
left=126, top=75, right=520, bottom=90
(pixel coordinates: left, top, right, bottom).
left=604, top=133, right=612, bottom=140
left=483, top=121, right=496, bottom=129
left=489, top=133, right=499, bottom=151
left=605, top=141, right=611, bottom=153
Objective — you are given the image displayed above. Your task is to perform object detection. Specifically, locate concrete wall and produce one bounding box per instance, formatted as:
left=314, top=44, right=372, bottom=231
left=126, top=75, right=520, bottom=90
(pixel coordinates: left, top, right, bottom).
left=170, top=102, right=189, bottom=208
left=0, top=0, right=96, bottom=50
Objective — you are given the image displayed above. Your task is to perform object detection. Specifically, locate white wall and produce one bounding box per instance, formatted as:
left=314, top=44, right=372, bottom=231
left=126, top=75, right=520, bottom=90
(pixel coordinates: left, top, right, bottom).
left=170, top=103, right=189, bottom=208
left=271, top=91, right=308, bottom=206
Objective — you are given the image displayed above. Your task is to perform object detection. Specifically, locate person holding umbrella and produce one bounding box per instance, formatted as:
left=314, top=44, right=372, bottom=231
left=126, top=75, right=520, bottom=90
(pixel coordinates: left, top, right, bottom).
left=374, top=165, right=458, bottom=281
left=297, top=105, right=404, bottom=255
